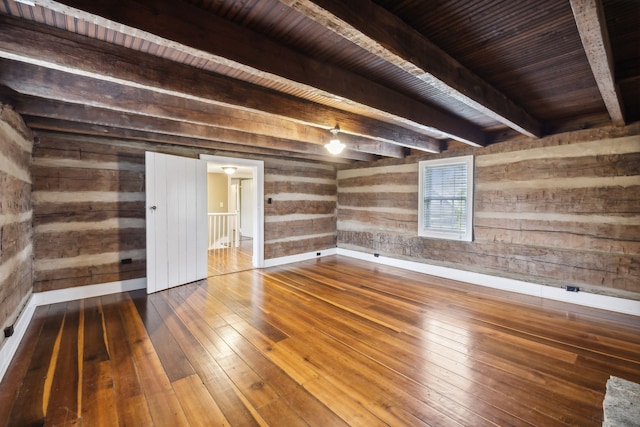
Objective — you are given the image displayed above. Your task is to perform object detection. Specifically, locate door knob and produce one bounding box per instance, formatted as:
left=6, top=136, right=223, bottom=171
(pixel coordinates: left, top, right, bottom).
left=150, top=205, right=157, bottom=210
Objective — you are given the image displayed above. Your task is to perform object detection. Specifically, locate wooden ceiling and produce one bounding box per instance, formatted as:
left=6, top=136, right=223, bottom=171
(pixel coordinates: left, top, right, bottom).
left=0, top=0, right=638, bottom=163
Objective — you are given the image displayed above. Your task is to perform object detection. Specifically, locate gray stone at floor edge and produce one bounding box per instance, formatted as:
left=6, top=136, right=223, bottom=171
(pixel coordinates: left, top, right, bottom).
left=603, top=376, right=640, bottom=427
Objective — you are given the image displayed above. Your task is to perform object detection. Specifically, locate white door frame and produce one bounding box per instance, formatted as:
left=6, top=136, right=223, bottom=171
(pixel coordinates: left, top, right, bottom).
left=200, top=154, right=264, bottom=268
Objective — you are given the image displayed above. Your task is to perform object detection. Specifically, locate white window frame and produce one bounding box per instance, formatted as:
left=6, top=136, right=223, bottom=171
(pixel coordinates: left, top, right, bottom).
left=418, top=155, right=474, bottom=242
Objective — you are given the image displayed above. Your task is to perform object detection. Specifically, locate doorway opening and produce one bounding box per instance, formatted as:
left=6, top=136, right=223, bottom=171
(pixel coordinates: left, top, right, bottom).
left=200, top=155, right=264, bottom=277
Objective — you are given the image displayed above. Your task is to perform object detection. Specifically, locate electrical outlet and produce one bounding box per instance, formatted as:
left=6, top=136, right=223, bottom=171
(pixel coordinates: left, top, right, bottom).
left=121, top=258, right=133, bottom=264
left=316, top=252, right=321, bottom=256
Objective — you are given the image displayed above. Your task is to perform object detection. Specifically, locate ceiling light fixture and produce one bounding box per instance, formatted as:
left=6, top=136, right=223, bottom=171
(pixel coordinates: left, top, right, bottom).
left=325, top=125, right=345, bottom=155
left=222, top=166, right=237, bottom=175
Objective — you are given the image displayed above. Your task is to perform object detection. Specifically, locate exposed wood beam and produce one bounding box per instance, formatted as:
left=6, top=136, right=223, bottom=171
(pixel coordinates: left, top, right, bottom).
left=2, top=60, right=327, bottom=144
left=22, top=0, right=482, bottom=146
left=348, top=138, right=410, bottom=158
left=0, top=60, right=404, bottom=158
left=281, top=0, right=543, bottom=139
left=570, top=0, right=625, bottom=126
left=32, top=129, right=358, bottom=164
left=0, top=15, right=440, bottom=154
left=17, top=99, right=377, bottom=162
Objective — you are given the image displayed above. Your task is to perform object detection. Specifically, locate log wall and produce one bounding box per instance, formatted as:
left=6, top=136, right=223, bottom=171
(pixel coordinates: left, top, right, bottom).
left=337, top=128, right=640, bottom=300
left=264, top=159, right=337, bottom=259
left=0, top=105, right=34, bottom=346
left=31, top=134, right=337, bottom=291
left=32, top=136, right=146, bottom=291
left=30, top=125, right=638, bottom=299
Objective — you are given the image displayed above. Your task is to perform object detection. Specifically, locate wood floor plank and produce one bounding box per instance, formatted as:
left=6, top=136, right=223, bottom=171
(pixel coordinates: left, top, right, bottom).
left=0, top=305, right=50, bottom=426
left=169, top=290, right=289, bottom=421
left=172, top=374, right=231, bottom=427
left=250, top=276, right=540, bottom=426
left=257, top=262, right=616, bottom=426
left=116, top=293, right=190, bottom=427
left=81, top=297, right=110, bottom=365
left=216, top=322, right=350, bottom=427
left=290, top=259, right=640, bottom=378
left=156, top=293, right=262, bottom=422
left=162, top=286, right=262, bottom=427
left=7, top=302, right=67, bottom=427
left=45, top=299, right=82, bottom=425
left=301, top=376, right=390, bottom=427
left=279, top=335, right=454, bottom=427
left=81, top=360, right=119, bottom=427
left=247, top=280, right=557, bottom=425
left=100, top=293, right=154, bottom=427
left=130, top=291, right=195, bottom=383
left=216, top=324, right=336, bottom=427
left=276, top=262, right=608, bottom=423
left=2, top=255, right=639, bottom=426
left=205, top=280, right=460, bottom=423
left=317, top=257, right=640, bottom=346
left=80, top=297, right=119, bottom=427
left=204, top=273, right=289, bottom=342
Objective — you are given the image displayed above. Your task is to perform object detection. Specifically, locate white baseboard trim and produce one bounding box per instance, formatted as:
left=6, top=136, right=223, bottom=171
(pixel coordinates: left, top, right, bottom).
left=263, top=248, right=337, bottom=268
left=0, top=294, right=36, bottom=384
left=0, top=277, right=147, bottom=383
left=31, top=277, right=147, bottom=307
left=337, top=248, right=640, bottom=316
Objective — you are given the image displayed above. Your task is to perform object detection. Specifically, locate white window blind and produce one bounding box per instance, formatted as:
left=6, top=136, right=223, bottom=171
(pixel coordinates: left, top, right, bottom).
left=418, top=156, right=474, bottom=241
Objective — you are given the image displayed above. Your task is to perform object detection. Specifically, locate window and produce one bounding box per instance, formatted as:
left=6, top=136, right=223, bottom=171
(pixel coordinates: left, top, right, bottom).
left=418, top=155, right=474, bottom=241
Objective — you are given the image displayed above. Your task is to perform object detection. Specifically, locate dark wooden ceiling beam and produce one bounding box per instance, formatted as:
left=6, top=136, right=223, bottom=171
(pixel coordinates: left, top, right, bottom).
left=0, top=60, right=404, bottom=158
left=281, top=0, right=543, bottom=139
left=24, top=0, right=483, bottom=146
left=0, top=14, right=440, bottom=154
left=17, top=98, right=377, bottom=162
left=570, top=0, right=625, bottom=126
left=33, top=129, right=357, bottom=164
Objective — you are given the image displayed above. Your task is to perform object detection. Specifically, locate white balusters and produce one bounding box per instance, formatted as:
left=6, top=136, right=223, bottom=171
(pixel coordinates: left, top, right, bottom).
left=208, top=212, right=240, bottom=249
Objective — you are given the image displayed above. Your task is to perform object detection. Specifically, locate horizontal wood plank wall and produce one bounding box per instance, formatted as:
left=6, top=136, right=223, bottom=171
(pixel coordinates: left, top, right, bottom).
left=31, top=133, right=339, bottom=290
left=264, top=159, right=337, bottom=259
left=337, top=129, right=640, bottom=300
left=32, top=135, right=146, bottom=291
left=0, top=104, right=34, bottom=346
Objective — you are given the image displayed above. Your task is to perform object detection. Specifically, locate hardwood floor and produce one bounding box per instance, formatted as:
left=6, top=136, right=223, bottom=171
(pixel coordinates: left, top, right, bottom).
left=208, top=238, right=254, bottom=276
left=1, top=256, right=639, bottom=426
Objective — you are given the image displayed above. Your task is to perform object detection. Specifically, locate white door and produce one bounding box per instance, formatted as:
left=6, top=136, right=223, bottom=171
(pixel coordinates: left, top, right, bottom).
left=240, top=179, right=254, bottom=238
left=229, top=181, right=239, bottom=213
left=146, top=152, right=208, bottom=293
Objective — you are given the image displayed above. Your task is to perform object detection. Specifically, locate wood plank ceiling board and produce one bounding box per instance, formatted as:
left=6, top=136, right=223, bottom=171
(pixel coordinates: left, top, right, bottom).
left=7, top=0, right=486, bottom=146
left=0, top=0, right=638, bottom=159
left=279, top=0, right=543, bottom=138
left=0, top=15, right=433, bottom=158
left=372, top=0, right=621, bottom=130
